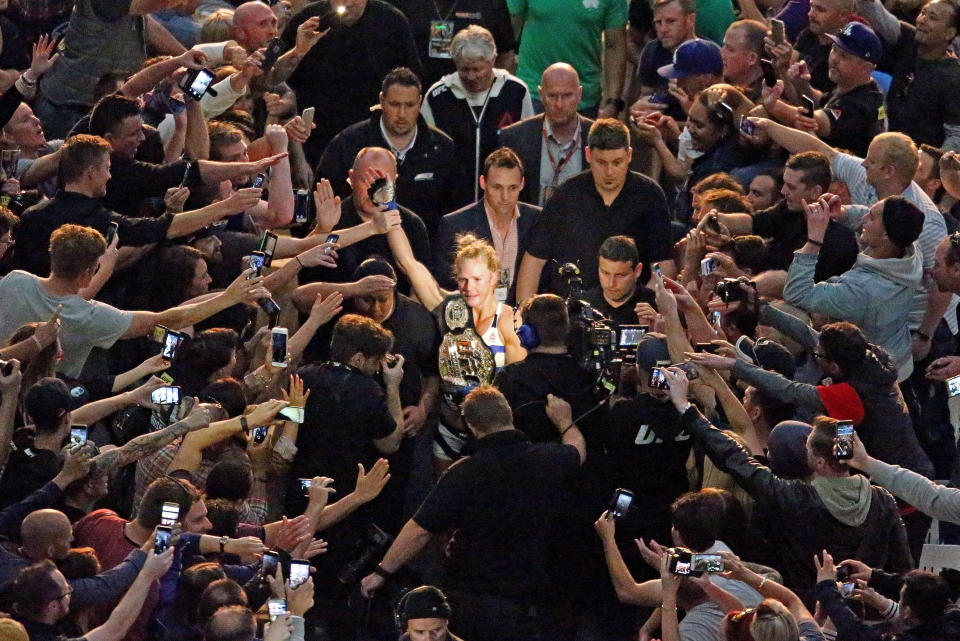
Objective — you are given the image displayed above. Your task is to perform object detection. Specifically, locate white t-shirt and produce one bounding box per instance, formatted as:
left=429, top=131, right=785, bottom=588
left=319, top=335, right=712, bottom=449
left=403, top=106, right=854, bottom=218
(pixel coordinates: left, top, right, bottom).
left=0, top=271, right=133, bottom=377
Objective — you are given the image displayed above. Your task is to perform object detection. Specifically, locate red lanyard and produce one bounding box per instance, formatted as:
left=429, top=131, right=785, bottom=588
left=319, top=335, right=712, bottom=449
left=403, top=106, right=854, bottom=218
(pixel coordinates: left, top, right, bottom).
left=542, top=121, right=579, bottom=180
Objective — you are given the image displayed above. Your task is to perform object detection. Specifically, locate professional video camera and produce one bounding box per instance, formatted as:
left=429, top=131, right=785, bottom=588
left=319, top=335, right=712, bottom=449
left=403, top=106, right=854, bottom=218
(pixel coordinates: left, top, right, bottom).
left=558, top=263, right=620, bottom=383
left=337, top=523, right=393, bottom=585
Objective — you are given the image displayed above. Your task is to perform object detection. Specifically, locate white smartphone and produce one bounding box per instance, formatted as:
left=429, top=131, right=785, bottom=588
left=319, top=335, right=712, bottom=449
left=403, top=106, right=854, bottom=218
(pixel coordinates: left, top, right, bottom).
left=301, top=106, right=315, bottom=130
left=271, top=327, right=288, bottom=368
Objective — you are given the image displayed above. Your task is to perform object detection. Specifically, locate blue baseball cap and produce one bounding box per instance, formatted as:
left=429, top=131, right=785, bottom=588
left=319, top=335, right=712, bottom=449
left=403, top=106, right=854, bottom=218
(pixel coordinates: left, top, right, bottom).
left=826, top=22, right=883, bottom=63
left=658, top=39, right=724, bottom=79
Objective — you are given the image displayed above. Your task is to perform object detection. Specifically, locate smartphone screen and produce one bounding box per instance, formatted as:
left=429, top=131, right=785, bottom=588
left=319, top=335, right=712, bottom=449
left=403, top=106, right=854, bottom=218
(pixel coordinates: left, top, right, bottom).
left=151, top=386, right=182, bottom=406
left=267, top=598, right=287, bottom=621
left=294, top=190, right=310, bottom=224
left=618, top=326, right=647, bottom=347
left=105, top=221, right=118, bottom=245
left=610, top=488, right=633, bottom=518
left=650, top=367, right=669, bottom=390
left=738, top=114, right=756, bottom=136
left=711, top=310, right=722, bottom=325
left=836, top=421, right=854, bottom=459
left=325, top=234, right=340, bottom=244
left=69, top=425, right=87, bottom=448
left=162, top=332, right=183, bottom=360
left=187, top=69, right=214, bottom=99
left=160, top=502, right=180, bottom=527
left=251, top=173, right=267, bottom=189
left=288, top=560, right=309, bottom=588
left=154, top=526, right=172, bottom=554
left=653, top=263, right=663, bottom=280
left=262, top=551, right=279, bottom=578
left=947, top=375, right=960, bottom=397
left=299, top=478, right=312, bottom=495
left=252, top=425, right=269, bottom=444
left=271, top=329, right=288, bottom=366
left=690, top=553, right=724, bottom=572
left=258, top=297, right=281, bottom=317
left=179, top=161, right=192, bottom=187
left=260, top=231, right=278, bottom=264
left=248, top=251, right=266, bottom=277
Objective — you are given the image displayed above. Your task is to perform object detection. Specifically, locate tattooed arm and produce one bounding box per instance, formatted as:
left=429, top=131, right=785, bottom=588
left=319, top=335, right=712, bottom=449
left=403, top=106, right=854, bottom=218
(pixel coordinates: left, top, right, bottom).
left=88, top=402, right=216, bottom=474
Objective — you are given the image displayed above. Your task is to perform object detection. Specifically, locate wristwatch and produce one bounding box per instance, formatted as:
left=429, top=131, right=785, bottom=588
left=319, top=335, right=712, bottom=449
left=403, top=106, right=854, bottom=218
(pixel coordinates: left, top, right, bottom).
left=219, top=535, right=229, bottom=554
left=239, top=416, right=249, bottom=435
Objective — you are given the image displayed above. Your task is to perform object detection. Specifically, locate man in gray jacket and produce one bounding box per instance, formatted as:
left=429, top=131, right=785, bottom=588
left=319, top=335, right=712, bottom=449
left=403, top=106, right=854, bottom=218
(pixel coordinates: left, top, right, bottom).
left=784, top=194, right=925, bottom=381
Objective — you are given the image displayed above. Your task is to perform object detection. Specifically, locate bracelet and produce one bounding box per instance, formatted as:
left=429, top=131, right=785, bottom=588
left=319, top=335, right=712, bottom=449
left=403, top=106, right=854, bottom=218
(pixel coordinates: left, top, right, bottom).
left=18, top=73, right=36, bottom=86
left=757, top=576, right=768, bottom=589
left=239, top=415, right=249, bottom=434
left=295, top=255, right=303, bottom=269
left=372, top=563, right=392, bottom=579
left=806, top=237, right=824, bottom=246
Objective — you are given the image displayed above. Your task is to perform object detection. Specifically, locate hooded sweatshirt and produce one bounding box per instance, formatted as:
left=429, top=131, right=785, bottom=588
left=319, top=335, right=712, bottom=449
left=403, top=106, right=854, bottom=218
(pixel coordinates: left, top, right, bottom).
left=784, top=243, right=924, bottom=381
left=811, top=474, right=873, bottom=527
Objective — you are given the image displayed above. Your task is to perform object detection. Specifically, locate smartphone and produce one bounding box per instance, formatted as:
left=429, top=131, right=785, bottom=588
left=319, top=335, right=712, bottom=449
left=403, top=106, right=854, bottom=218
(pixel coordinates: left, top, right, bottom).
left=280, top=406, right=304, bottom=423
left=179, top=68, right=216, bottom=101
left=675, top=361, right=700, bottom=381
left=179, top=160, right=192, bottom=187
left=260, top=37, right=286, bottom=73
left=293, top=189, right=311, bottom=225
left=650, top=367, right=670, bottom=390
left=711, top=310, right=723, bottom=325
left=271, top=327, right=288, bottom=368
left=267, top=598, right=287, bottom=621
left=841, top=581, right=857, bottom=597
left=252, top=425, right=269, bottom=444
left=690, top=553, right=724, bottom=573
left=151, top=385, right=182, bottom=406
left=610, top=488, right=634, bottom=519
left=299, top=477, right=312, bottom=495
left=701, top=257, right=718, bottom=276
left=162, top=331, right=184, bottom=360
left=695, top=342, right=721, bottom=353
left=618, top=325, right=647, bottom=347
left=738, top=114, right=756, bottom=137
left=301, top=106, right=315, bottom=130
left=154, top=525, right=172, bottom=554
left=258, top=297, right=281, bottom=318
left=714, top=101, right=734, bottom=124
left=248, top=251, right=266, bottom=278
left=259, top=231, right=278, bottom=266
left=771, top=18, right=786, bottom=45
left=801, top=95, right=816, bottom=118
left=653, top=263, right=663, bottom=280
left=69, top=425, right=88, bottom=448
left=251, top=173, right=267, bottom=189
left=288, top=559, right=309, bottom=588
left=835, top=420, right=854, bottom=460
left=947, top=374, right=960, bottom=397
left=760, top=58, right=777, bottom=87
left=160, top=501, right=180, bottom=527
left=105, top=221, right=119, bottom=245
left=262, top=550, right=280, bottom=578
left=153, top=325, right=171, bottom=344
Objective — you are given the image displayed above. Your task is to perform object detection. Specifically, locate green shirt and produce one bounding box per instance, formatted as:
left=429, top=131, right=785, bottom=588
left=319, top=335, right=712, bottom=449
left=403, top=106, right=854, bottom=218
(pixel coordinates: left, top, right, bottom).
left=694, top=0, right=736, bottom=45
left=508, top=0, right=628, bottom=109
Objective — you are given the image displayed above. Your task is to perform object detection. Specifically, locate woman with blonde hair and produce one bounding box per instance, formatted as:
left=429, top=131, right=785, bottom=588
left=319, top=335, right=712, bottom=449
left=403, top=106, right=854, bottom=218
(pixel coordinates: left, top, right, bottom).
left=387, top=219, right=524, bottom=465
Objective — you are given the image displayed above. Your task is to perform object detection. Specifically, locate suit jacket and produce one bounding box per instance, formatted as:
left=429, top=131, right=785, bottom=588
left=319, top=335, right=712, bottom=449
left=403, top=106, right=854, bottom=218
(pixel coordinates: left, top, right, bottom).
left=433, top=200, right=541, bottom=303
left=498, top=113, right=593, bottom=205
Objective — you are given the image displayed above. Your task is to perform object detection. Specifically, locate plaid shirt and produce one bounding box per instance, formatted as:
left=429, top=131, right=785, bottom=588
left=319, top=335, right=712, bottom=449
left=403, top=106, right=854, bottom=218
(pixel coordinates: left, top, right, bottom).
left=9, top=0, right=73, bottom=26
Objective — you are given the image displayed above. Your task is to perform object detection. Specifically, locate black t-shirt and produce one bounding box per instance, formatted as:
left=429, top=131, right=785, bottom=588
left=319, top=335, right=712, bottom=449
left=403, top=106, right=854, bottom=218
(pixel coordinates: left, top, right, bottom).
left=103, top=155, right=195, bottom=217
left=882, top=23, right=960, bottom=147
left=751, top=201, right=859, bottom=281
left=282, top=0, right=423, bottom=163
left=0, top=448, right=60, bottom=509
left=286, top=362, right=395, bottom=513
left=492, top=352, right=600, bottom=443
left=526, top=171, right=672, bottom=292
left=582, top=284, right=657, bottom=328
left=794, top=29, right=834, bottom=92
left=304, top=198, right=431, bottom=295
left=413, top=429, right=580, bottom=600
left=388, top=0, right=515, bottom=86
left=820, top=80, right=885, bottom=157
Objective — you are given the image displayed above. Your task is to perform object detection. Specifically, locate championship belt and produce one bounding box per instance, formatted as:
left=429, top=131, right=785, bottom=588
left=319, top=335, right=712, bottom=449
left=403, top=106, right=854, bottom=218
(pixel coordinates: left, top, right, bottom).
left=438, top=295, right=495, bottom=408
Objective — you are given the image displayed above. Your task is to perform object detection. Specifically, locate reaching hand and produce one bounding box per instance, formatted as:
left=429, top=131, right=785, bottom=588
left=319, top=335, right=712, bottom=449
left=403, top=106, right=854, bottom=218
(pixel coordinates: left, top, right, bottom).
left=28, top=34, right=60, bottom=80
left=176, top=48, right=207, bottom=70
left=57, top=447, right=93, bottom=484
left=355, top=459, right=390, bottom=503
left=401, top=404, right=428, bottom=435
left=381, top=353, right=405, bottom=388
left=264, top=615, right=293, bottom=641
left=837, top=558, right=872, bottom=582
left=373, top=208, right=402, bottom=234
left=802, top=197, right=830, bottom=243
left=295, top=16, right=329, bottom=55
left=312, top=179, right=341, bottom=233
left=143, top=543, right=176, bottom=580
left=684, top=351, right=737, bottom=371
left=308, top=291, right=344, bottom=325
left=224, top=269, right=270, bottom=305
left=659, top=367, right=690, bottom=410
left=164, top=186, right=190, bottom=213
left=246, top=399, right=289, bottom=426
left=282, top=374, right=310, bottom=409
left=926, top=355, right=960, bottom=381
left=354, top=275, right=396, bottom=296
left=130, top=375, right=166, bottom=410
left=306, top=477, right=336, bottom=508
left=813, top=549, right=837, bottom=583
left=283, top=115, right=313, bottom=145
left=296, top=243, right=338, bottom=269
left=264, top=123, right=289, bottom=155
left=593, top=510, right=616, bottom=541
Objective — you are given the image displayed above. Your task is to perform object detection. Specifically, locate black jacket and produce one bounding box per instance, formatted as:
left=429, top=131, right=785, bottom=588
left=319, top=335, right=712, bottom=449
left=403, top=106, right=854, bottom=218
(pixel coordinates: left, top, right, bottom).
left=433, top=199, right=540, bottom=300
left=681, top=407, right=913, bottom=597
left=498, top=113, right=593, bottom=204
left=314, top=109, right=457, bottom=237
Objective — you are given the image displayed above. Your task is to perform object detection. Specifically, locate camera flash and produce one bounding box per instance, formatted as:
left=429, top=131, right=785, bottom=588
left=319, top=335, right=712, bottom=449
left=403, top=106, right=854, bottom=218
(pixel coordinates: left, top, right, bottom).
left=336, top=5, right=346, bottom=14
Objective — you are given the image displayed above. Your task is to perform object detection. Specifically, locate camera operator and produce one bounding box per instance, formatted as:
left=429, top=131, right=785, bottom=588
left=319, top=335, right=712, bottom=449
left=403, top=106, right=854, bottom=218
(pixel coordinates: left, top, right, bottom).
left=394, top=586, right=464, bottom=641
left=360, top=385, right=584, bottom=641
left=493, top=294, right=600, bottom=443
left=582, top=235, right=658, bottom=328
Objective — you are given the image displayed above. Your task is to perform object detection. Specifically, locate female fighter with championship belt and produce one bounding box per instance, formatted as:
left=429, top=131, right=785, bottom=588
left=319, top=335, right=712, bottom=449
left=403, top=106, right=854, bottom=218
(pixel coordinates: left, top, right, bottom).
left=386, top=224, right=525, bottom=469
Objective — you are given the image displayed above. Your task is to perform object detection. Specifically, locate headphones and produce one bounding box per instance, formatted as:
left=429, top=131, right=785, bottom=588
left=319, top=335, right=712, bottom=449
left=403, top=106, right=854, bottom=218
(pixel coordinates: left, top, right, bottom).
left=393, top=586, right=452, bottom=633
left=516, top=323, right=540, bottom=349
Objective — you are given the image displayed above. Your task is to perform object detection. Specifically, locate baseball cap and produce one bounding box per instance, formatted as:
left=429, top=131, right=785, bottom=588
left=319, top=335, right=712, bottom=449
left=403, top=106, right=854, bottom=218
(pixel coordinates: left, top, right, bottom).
left=826, top=22, right=883, bottom=63
left=635, top=334, right=671, bottom=371
left=25, top=377, right=82, bottom=428
left=400, top=586, right=453, bottom=623
left=658, top=39, right=724, bottom=79
left=736, top=336, right=796, bottom=379
left=881, top=196, right=924, bottom=250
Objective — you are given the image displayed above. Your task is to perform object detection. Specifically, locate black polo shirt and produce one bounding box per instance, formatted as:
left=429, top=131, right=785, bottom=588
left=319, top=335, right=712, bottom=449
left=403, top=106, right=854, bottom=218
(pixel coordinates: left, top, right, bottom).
left=286, top=361, right=395, bottom=514
left=389, top=0, right=515, bottom=86
left=751, top=201, right=859, bottom=281
left=413, top=429, right=580, bottom=601
left=14, top=190, right=174, bottom=276
left=526, top=170, right=672, bottom=293
left=103, top=155, right=196, bottom=217
left=820, top=79, right=885, bottom=157
left=794, top=29, right=834, bottom=92
left=582, top=284, right=657, bottom=327
left=492, top=352, right=600, bottom=443
left=882, top=22, right=960, bottom=147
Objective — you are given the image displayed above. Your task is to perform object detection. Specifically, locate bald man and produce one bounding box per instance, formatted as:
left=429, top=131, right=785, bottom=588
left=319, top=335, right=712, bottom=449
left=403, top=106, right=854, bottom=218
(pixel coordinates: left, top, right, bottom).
left=305, top=147, right=431, bottom=293
left=232, top=1, right=279, bottom=52
left=499, top=63, right=594, bottom=205
left=0, top=509, right=150, bottom=610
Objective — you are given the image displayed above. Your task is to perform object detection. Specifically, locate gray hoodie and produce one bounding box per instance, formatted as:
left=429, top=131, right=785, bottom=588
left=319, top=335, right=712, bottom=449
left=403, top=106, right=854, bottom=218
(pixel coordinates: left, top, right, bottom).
left=784, top=244, right=924, bottom=381
left=811, top=475, right=873, bottom=527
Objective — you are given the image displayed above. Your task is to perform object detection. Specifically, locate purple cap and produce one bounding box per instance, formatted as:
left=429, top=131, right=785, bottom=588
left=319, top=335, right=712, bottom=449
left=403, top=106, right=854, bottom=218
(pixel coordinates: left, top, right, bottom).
left=658, top=39, right=724, bottom=79
left=826, top=22, right=883, bottom=63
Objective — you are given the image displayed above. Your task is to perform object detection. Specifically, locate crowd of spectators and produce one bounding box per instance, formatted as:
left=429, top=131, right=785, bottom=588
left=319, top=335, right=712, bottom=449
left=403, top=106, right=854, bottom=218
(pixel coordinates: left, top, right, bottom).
left=1, top=0, right=960, bottom=640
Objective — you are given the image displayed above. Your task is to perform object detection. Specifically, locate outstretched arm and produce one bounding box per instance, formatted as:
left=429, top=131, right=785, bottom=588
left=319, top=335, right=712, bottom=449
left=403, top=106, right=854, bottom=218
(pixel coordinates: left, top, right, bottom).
left=385, top=226, right=447, bottom=311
